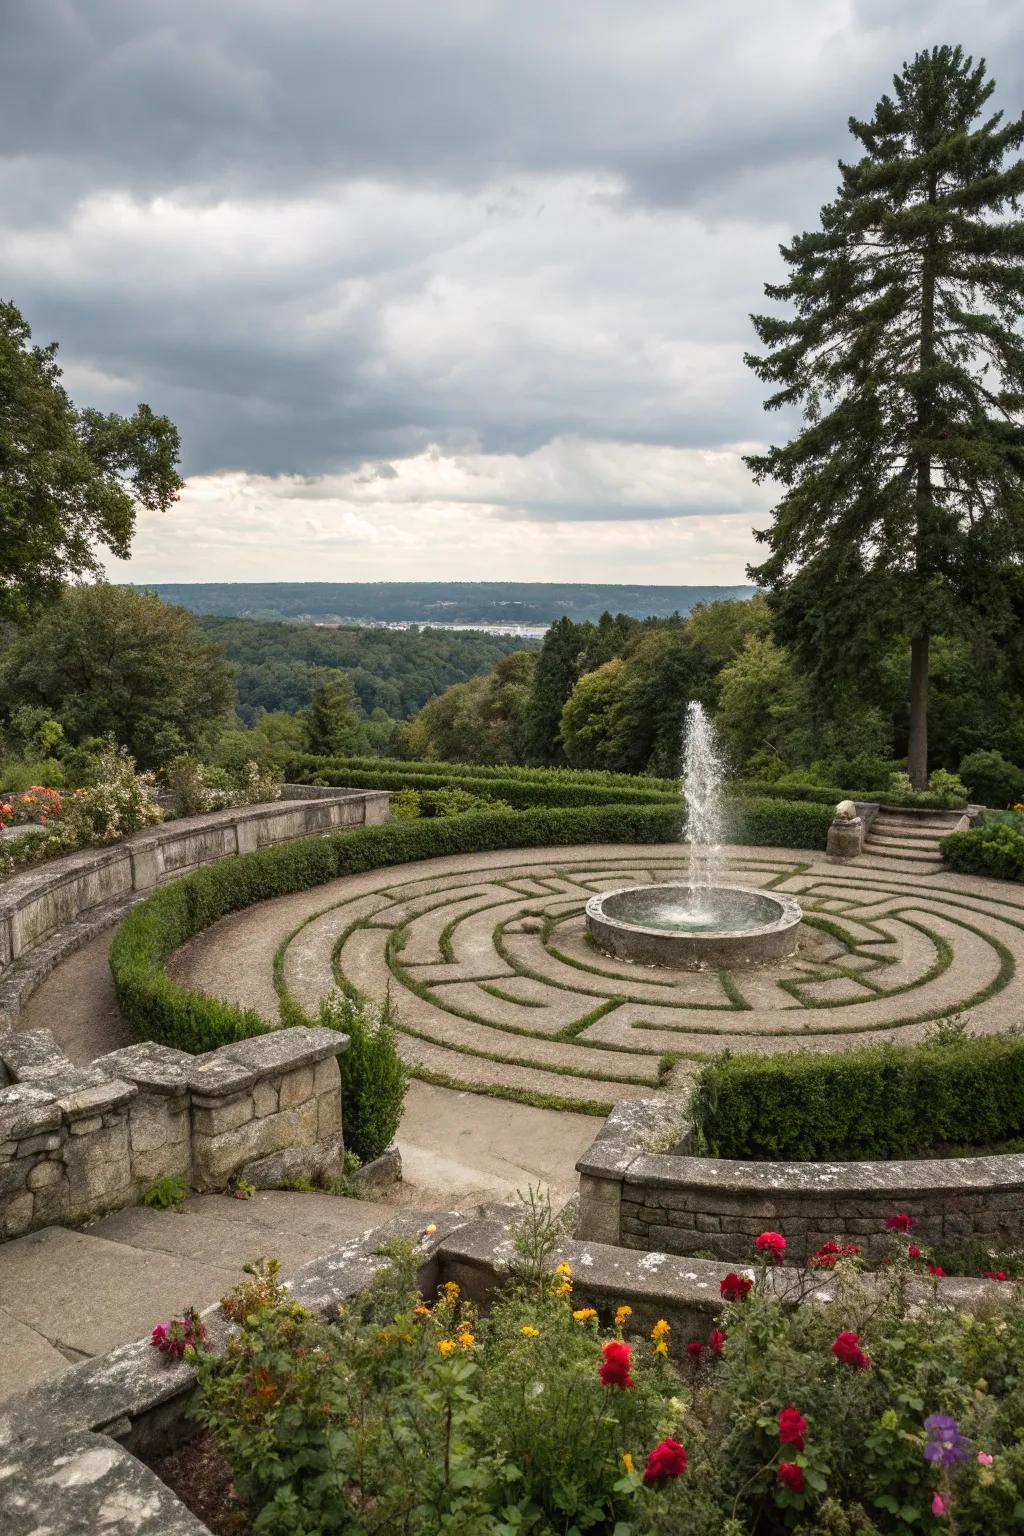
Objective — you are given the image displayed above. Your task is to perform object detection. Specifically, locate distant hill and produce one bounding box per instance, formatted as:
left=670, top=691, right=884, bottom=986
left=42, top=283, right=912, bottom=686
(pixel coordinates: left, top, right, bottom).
left=132, top=581, right=758, bottom=627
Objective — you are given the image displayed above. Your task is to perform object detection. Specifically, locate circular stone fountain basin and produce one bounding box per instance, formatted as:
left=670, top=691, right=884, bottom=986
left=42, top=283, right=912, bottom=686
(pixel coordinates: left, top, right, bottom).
left=585, top=882, right=802, bottom=969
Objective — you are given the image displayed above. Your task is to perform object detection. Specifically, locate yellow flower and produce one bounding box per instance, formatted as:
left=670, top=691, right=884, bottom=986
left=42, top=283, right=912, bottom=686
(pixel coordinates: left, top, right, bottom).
left=572, top=1308, right=598, bottom=1322
left=457, top=1331, right=475, bottom=1349
left=651, top=1319, right=671, bottom=1340
left=437, top=1338, right=456, bottom=1356
left=555, top=1261, right=572, bottom=1277
left=614, top=1305, right=632, bottom=1326
left=553, top=1282, right=571, bottom=1297
left=443, top=1281, right=461, bottom=1301
left=520, top=1326, right=540, bottom=1338
left=414, top=1305, right=431, bottom=1316
left=622, top=1453, right=635, bottom=1476
left=654, top=1340, right=669, bottom=1357
left=423, top=1223, right=437, bottom=1236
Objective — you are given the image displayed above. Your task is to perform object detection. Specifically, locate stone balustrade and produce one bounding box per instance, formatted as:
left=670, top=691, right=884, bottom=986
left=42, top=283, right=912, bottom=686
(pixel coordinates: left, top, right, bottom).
left=0, top=1025, right=348, bottom=1239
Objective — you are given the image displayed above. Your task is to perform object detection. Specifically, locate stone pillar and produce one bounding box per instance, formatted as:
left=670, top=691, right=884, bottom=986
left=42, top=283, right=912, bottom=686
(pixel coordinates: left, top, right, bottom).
left=826, top=800, right=864, bottom=861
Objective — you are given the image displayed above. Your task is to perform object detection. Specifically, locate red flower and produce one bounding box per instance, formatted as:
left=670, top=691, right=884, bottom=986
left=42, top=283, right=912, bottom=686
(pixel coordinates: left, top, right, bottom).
left=983, top=1270, right=1009, bottom=1281
left=686, top=1340, right=702, bottom=1360
left=927, top=1264, right=945, bottom=1277
left=908, top=1245, right=922, bottom=1259
left=599, top=1339, right=635, bottom=1389
left=832, top=1330, right=870, bottom=1369
left=707, top=1328, right=725, bottom=1355
left=778, top=1462, right=805, bottom=1494
left=755, top=1231, right=787, bottom=1260
left=885, top=1213, right=915, bottom=1232
left=811, top=1240, right=859, bottom=1269
left=643, top=1438, right=687, bottom=1483
left=720, top=1272, right=753, bottom=1301
left=778, top=1405, right=807, bottom=1452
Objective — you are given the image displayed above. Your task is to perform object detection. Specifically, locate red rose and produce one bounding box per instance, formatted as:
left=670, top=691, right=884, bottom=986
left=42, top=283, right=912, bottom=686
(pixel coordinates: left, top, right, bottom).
left=686, top=1340, right=702, bottom=1360
left=720, top=1272, right=753, bottom=1301
left=811, top=1240, right=859, bottom=1269
left=983, top=1270, right=1009, bottom=1281
left=778, top=1462, right=805, bottom=1493
left=885, top=1213, right=915, bottom=1232
left=778, top=1405, right=807, bottom=1452
left=907, top=1245, right=922, bottom=1259
left=927, top=1264, right=945, bottom=1277
left=599, top=1339, right=635, bottom=1389
left=643, top=1438, right=687, bottom=1484
left=755, top=1231, right=787, bottom=1259
left=707, top=1328, right=725, bottom=1355
left=832, top=1330, right=870, bottom=1369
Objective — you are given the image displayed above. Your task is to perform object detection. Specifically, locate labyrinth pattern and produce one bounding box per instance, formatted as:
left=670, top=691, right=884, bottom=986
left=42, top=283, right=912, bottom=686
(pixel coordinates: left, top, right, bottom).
left=235, top=842, right=1024, bottom=1112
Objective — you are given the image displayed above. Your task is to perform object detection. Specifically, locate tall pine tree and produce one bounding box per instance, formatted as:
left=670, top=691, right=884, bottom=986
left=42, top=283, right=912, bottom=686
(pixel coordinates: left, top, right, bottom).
left=746, top=46, right=1024, bottom=787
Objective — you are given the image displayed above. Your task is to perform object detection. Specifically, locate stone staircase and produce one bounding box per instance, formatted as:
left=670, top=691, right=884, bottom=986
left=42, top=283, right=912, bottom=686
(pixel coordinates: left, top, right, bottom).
left=862, top=808, right=966, bottom=868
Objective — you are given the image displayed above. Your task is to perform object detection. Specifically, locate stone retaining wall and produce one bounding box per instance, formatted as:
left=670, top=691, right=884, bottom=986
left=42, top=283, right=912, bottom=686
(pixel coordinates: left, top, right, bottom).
left=577, top=1096, right=1024, bottom=1262
left=0, top=1025, right=348, bottom=1239
left=0, top=787, right=389, bottom=985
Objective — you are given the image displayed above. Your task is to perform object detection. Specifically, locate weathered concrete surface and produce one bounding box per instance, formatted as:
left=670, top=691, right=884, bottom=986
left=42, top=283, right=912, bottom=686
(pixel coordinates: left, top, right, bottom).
left=0, top=1431, right=211, bottom=1534
left=17, top=926, right=130, bottom=1064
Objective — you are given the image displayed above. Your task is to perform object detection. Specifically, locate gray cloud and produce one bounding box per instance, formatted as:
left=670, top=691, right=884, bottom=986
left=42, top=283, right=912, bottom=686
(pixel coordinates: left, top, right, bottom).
left=2, top=0, right=1024, bottom=536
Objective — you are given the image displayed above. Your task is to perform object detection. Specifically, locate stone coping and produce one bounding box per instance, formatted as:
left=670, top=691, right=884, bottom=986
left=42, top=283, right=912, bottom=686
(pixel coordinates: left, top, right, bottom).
left=576, top=1093, right=1024, bottom=1260
left=0, top=1205, right=1006, bottom=1533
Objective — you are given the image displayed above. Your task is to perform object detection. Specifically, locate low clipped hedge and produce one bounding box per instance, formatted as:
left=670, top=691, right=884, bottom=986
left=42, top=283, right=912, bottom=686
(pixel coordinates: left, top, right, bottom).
left=691, top=1038, right=1024, bottom=1161
left=290, top=758, right=679, bottom=810
left=729, top=778, right=967, bottom=811
left=942, top=820, right=1024, bottom=882
left=287, top=753, right=680, bottom=795
left=110, top=798, right=831, bottom=1057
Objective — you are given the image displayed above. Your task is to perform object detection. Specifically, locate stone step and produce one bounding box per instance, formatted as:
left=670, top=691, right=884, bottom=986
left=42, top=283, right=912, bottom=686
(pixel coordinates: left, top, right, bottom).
left=870, top=821, right=950, bottom=842
left=872, top=813, right=963, bottom=831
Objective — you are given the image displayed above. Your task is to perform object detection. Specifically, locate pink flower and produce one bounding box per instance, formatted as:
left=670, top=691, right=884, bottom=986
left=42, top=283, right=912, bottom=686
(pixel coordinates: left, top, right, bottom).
left=885, top=1213, right=916, bottom=1232
left=755, top=1231, right=787, bottom=1260
left=707, top=1328, right=725, bottom=1355
left=977, top=1451, right=994, bottom=1465
left=908, top=1245, right=922, bottom=1259
left=927, top=1264, right=945, bottom=1278
left=932, top=1491, right=947, bottom=1516
left=983, top=1271, right=1008, bottom=1282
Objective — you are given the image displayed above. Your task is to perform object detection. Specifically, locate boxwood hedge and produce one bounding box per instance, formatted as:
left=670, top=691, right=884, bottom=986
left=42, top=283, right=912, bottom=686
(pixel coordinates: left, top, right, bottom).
left=941, top=820, right=1024, bottom=882
left=691, top=1037, right=1024, bottom=1161
left=110, top=797, right=832, bottom=1057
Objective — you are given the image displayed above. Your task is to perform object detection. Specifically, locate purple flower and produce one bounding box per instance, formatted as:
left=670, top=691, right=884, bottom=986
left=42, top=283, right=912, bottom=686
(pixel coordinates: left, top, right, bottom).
left=924, top=1414, right=969, bottom=1467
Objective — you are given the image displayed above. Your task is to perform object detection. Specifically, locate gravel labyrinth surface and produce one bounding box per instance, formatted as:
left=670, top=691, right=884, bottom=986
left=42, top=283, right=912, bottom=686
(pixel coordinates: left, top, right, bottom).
left=167, top=842, right=1024, bottom=1114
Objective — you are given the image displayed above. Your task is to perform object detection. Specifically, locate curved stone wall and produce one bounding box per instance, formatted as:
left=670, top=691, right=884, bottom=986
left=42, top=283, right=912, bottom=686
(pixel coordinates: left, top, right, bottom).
left=0, top=788, right=389, bottom=1032
left=577, top=1097, right=1024, bottom=1261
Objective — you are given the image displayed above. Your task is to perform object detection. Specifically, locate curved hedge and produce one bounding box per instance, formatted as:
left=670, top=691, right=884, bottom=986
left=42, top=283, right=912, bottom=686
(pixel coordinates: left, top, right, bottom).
left=110, top=798, right=832, bottom=1057
left=289, top=757, right=680, bottom=810
left=691, top=1037, right=1024, bottom=1161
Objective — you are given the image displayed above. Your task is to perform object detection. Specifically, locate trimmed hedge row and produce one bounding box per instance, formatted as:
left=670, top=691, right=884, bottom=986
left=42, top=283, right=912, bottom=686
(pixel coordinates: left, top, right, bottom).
left=286, top=753, right=680, bottom=794
left=691, top=1038, right=1024, bottom=1161
left=729, top=778, right=967, bottom=811
left=110, top=797, right=832, bottom=1057
left=292, top=761, right=681, bottom=810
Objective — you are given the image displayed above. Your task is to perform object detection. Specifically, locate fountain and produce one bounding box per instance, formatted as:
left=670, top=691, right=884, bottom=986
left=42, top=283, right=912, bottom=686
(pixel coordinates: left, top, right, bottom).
left=585, top=701, right=802, bottom=968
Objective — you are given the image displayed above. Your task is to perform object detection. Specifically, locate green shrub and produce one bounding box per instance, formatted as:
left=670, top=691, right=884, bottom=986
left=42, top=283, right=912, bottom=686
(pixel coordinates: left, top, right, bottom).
left=942, top=819, right=1024, bottom=881
left=317, top=991, right=407, bottom=1163
left=0, top=756, right=65, bottom=792
left=692, top=1034, right=1024, bottom=1160
left=958, top=748, right=1024, bottom=809
left=143, top=1176, right=188, bottom=1211
left=928, top=766, right=968, bottom=801
left=729, top=777, right=967, bottom=810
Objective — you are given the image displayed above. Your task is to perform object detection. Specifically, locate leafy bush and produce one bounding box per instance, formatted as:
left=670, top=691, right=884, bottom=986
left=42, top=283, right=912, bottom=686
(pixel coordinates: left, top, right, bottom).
left=165, top=754, right=282, bottom=816
left=942, top=818, right=1024, bottom=882
left=387, top=785, right=513, bottom=819
left=958, top=748, right=1024, bottom=809
left=692, top=1034, right=1024, bottom=1160
left=189, top=1234, right=1024, bottom=1535
left=143, top=1176, right=188, bottom=1211
left=928, top=766, right=969, bottom=801
left=0, top=756, right=66, bottom=792
left=730, top=777, right=967, bottom=810
left=317, top=992, right=407, bottom=1163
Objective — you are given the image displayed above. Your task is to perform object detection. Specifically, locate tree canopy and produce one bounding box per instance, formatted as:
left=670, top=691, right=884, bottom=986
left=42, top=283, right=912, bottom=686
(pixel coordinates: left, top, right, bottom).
left=0, top=300, right=182, bottom=623
left=746, top=46, right=1024, bottom=786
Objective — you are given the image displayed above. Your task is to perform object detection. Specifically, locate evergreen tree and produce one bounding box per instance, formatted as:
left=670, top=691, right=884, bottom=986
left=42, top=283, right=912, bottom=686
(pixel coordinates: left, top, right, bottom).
left=524, top=616, right=590, bottom=764
left=746, top=46, right=1024, bottom=786
left=304, top=672, right=362, bottom=756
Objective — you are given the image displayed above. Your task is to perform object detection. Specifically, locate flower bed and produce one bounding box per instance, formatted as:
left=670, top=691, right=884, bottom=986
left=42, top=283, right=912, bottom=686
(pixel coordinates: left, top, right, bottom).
left=153, top=1214, right=1024, bottom=1534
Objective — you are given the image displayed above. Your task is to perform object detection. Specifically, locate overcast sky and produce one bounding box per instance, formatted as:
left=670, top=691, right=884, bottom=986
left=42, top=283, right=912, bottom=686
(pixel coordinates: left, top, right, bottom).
left=4, top=1, right=1024, bottom=586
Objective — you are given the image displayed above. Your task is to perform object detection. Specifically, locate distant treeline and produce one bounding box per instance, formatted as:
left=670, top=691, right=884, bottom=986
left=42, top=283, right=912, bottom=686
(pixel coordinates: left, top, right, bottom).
left=134, top=580, right=757, bottom=626
left=195, top=616, right=531, bottom=723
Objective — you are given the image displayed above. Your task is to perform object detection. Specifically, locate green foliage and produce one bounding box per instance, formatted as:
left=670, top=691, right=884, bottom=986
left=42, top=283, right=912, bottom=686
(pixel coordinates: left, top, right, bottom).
left=731, top=778, right=967, bottom=811
left=317, top=992, right=407, bottom=1163
left=746, top=48, right=1024, bottom=787
left=303, top=671, right=363, bottom=756
left=164, top=753, right=282, bottom=816
left=942, top=819, right=1024, bottom=882
left=0, top=585, right=234, bottom=766
left=692, top=1034, right=1024, bottom=1160
left=0, top=300, right=182, bottom=625
left=927, top=767, right=968, bottom=801
left=397, top=649, right=537, bottom=765
left=958, top=749, right=1024, bottom=809
left=142, top=1176, right=187, bottom=1211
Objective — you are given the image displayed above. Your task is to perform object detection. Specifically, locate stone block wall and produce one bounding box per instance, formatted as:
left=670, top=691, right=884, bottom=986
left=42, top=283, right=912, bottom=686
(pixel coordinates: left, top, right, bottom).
left=0, top=1025, right=348, bottom=1239
left=576, top=1094, right=1024, bottom=1262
